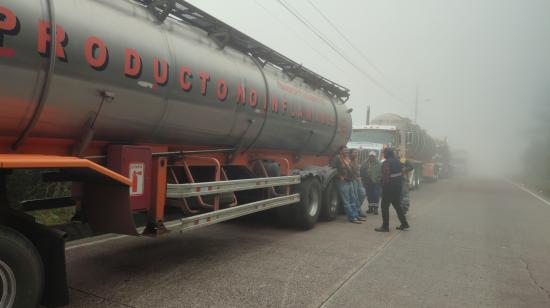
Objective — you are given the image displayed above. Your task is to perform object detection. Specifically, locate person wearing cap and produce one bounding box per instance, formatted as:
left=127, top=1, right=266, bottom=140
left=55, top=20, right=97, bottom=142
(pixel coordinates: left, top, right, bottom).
left=360, top=151, right=382, bottom=215
left=375, top=148, right=410, bottom=232
left=330, top=147, right=364, bottom=224
left=349, top=149, right=367, bottom=218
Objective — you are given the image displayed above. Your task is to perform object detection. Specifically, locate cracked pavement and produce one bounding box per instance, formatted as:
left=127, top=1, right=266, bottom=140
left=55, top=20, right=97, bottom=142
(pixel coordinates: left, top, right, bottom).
left=64, top=177, right=550, bottom=307
left=520, top=258, right=550, bottom=301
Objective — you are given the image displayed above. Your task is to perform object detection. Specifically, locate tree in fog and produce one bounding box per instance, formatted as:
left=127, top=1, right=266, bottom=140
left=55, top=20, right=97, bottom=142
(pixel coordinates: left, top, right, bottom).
left=524, top=94, right=550, bottom=192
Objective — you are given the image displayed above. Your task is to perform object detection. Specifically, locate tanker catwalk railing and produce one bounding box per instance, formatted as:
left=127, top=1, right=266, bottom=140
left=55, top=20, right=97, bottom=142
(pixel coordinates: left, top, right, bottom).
left=134, top=0, right=350, bottom=101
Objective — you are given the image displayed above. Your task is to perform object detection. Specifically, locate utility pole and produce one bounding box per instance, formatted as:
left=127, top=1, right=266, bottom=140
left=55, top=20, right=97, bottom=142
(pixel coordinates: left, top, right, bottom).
left=366, top=105, right=371, bottom=125
left=414, top=86, right=419, bottom=124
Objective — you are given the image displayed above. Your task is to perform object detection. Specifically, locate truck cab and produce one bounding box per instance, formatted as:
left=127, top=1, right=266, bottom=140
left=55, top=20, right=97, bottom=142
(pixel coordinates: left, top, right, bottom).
left=346, top=138, right=385, bottom=163
left=348, top=125, right=413, bottom=160
left=348, top=124, right=421, bottom=189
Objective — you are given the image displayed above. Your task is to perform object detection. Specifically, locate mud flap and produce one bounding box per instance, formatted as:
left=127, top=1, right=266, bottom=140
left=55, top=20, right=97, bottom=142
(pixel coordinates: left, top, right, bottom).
left=81, top=183, right=138, bottom=236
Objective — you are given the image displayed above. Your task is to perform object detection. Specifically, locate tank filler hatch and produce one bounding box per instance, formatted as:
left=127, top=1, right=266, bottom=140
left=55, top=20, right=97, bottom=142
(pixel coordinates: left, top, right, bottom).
left=135, top=0, right=351, bottom=102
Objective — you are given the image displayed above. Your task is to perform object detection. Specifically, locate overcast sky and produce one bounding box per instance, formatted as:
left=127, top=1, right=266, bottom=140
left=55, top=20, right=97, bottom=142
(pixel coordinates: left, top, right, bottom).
left=188, top=0, right=550, bottom=173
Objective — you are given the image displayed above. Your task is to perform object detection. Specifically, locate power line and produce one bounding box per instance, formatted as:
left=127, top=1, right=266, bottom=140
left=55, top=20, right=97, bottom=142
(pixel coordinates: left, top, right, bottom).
left=275, top=0, right=406, bottom=105
left=275, top=0, right=345, bottom=60
left=306, top=0, right=385, bottom=77
left=252, top=0, right=345, bottom=75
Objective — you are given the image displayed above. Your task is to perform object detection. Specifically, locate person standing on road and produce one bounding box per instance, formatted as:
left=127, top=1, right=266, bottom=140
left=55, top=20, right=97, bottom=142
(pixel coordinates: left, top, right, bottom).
left=331, top=147, right=364, bottom=224
left=398, top=152, right=414, bottom=215
left=350, top=149, right=367, bottom=219
left=375, top=148, right=410, bottom=232
left=360, top=151, right=382, bottom=215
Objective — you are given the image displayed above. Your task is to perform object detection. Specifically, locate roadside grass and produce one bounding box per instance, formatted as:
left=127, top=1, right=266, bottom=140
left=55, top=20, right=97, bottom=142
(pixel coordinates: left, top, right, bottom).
left=29, top=207, right=76, bottom=226
left=7, top=170, right=73, bottom=226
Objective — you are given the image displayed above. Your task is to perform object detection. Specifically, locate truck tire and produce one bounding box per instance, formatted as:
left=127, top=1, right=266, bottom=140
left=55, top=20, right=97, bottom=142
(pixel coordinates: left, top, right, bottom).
left=292, top=178, right=322, bottom=229
left=320, top=180, right=339, bottom=221
left=409, top=170, right=416, bottom=191
left=0, top=226, right=44, bottom=308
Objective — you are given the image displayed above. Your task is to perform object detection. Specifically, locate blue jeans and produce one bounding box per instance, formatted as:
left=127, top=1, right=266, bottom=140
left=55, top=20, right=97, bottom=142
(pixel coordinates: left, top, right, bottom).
left=352, top=179, right=366, bottom=211
left=366, top=183, right=380, bottom=208
left=337, top=180, right=359, bottom=221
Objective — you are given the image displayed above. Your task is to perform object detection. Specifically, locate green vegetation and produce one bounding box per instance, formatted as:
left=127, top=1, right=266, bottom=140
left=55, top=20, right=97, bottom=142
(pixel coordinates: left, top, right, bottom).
left=523, top=139, right=550, bottom=198
left=28, top=207, right=76, bottom=226
left=6, top=170, right=74, bottom=226
left=522, top=104, right=550, bottom=199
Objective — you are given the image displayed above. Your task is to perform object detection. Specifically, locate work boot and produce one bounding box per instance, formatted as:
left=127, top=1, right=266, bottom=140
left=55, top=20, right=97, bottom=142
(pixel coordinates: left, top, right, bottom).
left=396, top=224, right=410, bottom=230
left=375, top=226, right=389, bottom=232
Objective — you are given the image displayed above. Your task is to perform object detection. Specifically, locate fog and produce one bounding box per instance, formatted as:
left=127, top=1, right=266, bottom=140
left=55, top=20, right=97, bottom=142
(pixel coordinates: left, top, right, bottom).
left=188, top=0, right=550, bottom=175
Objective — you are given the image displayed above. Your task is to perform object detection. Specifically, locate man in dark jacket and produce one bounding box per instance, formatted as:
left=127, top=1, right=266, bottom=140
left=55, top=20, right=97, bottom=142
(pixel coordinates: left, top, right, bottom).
left=375, top=148, right=410, bottom=232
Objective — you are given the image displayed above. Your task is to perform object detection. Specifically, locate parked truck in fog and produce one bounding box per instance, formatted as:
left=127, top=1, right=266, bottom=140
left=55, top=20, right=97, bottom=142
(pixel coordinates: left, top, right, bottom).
left=0, top=1, right=352, bottom=306
left=348, top=114, right=450, bottom=189
left=451, top=149, right=469, bottom=175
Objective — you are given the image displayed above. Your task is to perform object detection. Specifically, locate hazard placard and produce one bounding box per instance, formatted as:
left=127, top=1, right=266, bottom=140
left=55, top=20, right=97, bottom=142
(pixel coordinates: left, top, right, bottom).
left=129, top=163, right=145, bottom=196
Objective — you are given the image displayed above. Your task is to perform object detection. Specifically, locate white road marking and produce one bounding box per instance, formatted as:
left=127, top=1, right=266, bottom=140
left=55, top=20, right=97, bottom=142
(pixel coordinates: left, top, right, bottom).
left=319, top=193, right=446, bottom=307
left=65, top=221, right=182, bottom=251
left=65, top=235, right=128, bottom=251
left=506, top=179, right=550, bottom=206
left=319, top=229, right=403, bottom=308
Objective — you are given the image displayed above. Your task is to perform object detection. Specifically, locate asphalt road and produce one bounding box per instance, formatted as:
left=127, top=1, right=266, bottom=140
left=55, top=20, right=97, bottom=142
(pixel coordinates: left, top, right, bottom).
left=64, top=177, right=550, bottom=308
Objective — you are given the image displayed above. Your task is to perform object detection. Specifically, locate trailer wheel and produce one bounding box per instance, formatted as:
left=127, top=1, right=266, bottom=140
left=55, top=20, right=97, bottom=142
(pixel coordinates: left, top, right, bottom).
left=320, top=180, right=339, bottom=221
left=293, top=178, right=322, bottom=229
left=409, top=170, right=416, bottom=191
left=0, top=226, right=44, bottom=308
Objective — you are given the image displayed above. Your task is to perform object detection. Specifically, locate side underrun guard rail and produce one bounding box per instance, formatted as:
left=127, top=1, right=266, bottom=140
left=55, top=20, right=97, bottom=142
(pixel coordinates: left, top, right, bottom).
left=167, top=176, right=301, bottom=232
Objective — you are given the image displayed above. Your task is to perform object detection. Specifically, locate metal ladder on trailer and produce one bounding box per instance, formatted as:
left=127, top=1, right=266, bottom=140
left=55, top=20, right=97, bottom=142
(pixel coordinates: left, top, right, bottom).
left=132, top=0, right=350, bottom=102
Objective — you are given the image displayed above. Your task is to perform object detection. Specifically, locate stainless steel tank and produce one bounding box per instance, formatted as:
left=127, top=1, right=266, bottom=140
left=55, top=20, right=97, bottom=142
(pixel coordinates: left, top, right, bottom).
left=0, top=0, right=351, bottom=155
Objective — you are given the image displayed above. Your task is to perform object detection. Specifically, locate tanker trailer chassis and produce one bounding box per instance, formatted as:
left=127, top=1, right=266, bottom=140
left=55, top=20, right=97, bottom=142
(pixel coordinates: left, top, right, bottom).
left=0, top=147, right=343, bottom=308
left=0, top=0, right=351, bottom=306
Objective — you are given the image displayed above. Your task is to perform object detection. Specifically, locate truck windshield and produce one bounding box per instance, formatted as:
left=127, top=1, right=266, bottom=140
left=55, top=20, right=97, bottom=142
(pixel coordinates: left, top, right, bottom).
left=350, top=130, right=395, bottom=144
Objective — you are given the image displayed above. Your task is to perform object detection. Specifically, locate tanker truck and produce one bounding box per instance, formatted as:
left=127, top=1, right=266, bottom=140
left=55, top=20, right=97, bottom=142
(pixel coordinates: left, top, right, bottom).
left=349, top=114, right=448, bottom=189
left=0, top=1, right=352, bottom=306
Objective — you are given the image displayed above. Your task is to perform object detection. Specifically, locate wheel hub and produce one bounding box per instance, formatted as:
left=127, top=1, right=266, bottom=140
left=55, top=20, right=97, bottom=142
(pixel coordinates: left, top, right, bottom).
left=308, top=188, right=319, bottom=217
left=330, top=188, right=338, bottom=212
left=0, top=260, right=16, bottom=308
